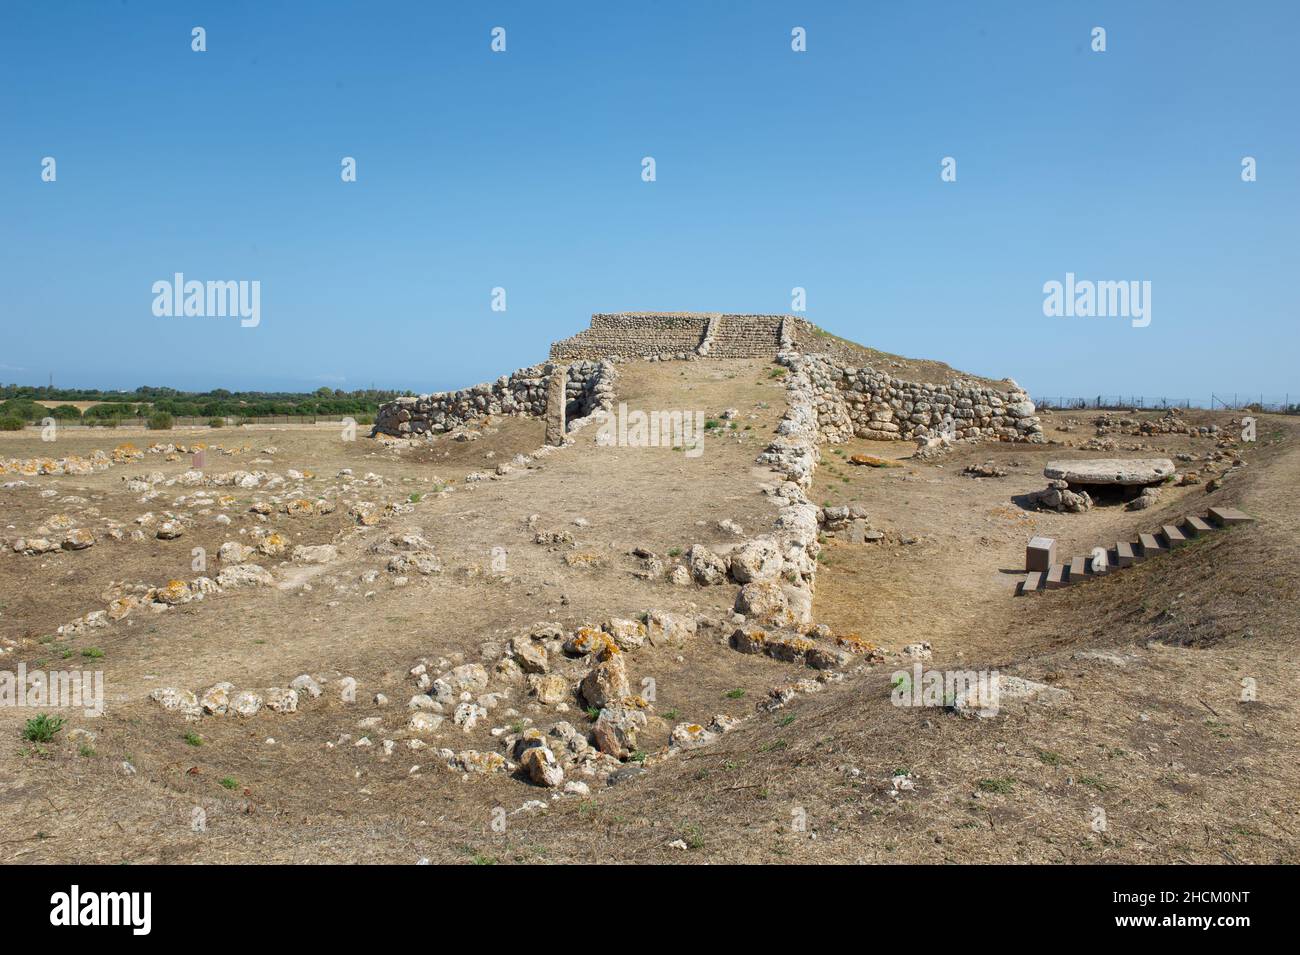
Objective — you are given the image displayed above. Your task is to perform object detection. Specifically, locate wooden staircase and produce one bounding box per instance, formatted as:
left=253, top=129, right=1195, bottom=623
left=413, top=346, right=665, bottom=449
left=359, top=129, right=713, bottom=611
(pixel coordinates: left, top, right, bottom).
left=1017, top=507, right=1254, bottom=595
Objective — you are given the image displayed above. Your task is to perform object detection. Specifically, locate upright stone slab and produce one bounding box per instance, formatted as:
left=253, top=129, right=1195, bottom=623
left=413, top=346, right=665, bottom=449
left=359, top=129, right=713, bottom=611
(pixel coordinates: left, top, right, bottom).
left=1026, top=536, right=1056, bottom=572
left=545, top=366, right=567, bottom=446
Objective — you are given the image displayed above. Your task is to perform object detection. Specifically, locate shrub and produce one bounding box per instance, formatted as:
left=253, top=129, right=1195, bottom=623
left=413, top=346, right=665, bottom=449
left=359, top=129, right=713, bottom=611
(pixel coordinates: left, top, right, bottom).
left=0, top=398, right=43, bottom=421
left=48, top=404, right=82, bottom=420
left=22, top=714, right=65, bottom=743
left=208, top=417, right=225, bottom=428
left=0, top=416, right=24, bottom=432
left=147, top=413, right=173, bottom=430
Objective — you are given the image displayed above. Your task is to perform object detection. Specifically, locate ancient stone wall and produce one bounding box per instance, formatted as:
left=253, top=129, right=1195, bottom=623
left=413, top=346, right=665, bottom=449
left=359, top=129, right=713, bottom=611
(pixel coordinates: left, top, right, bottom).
left=550, top=312, right=793, bottom=361
left=372, top=360, right=615, bottom=437
left=550, top=313, right=709, bottom=361
left=781, top=352, right=1044, bottom=444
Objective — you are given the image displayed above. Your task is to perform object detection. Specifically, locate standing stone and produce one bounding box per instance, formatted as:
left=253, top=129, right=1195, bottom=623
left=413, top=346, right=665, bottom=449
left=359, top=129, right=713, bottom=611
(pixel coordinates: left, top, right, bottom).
left=1026, top=536, right=1056, bottom=572
left=545, top=366, right=567, bottom=446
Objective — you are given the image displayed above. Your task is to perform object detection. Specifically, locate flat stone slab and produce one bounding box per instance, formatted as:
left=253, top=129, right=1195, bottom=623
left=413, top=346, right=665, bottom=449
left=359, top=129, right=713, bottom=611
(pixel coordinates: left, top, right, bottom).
left=1137, top=532, right=1164, bottom=557
left=1043, top=458, right=1175, bottom=486
left=1208, top=506, right=1254, bottom=526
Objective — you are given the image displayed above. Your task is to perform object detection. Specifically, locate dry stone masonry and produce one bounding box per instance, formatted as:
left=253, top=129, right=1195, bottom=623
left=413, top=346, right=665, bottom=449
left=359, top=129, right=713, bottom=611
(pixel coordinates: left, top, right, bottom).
left=374, top=361, right=614, bottom=438
left=375, top=310, right=1040, bottom=446
left=550, top=312, right=787, bottom=361
left=783, top=352, right=1043, bottom=444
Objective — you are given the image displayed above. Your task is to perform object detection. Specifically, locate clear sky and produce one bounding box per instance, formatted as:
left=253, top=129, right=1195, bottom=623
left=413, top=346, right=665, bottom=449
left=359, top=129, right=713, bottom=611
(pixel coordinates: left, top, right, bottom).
left=2, top=1, right=1296, bottom=403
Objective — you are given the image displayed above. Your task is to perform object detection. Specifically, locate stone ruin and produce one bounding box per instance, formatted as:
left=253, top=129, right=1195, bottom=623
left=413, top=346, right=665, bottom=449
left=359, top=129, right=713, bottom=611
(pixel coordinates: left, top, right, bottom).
left=550, top=311, right=792, bottom=361
left=372, top=360, right=615, bottom=442
left=1028, top=457, right=1176, bottom=512
left=373, top=311, right=1044, bottom=446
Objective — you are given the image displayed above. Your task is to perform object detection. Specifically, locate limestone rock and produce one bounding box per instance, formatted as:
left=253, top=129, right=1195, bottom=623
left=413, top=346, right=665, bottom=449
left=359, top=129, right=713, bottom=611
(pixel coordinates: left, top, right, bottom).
left=265, top=687, right=299, bottom=713
left=289, top=674, right=322, bottom=699
left=1044, top=458, right=1175, bottom=486
left=605, top=617, right=646, bottom=651
left=580, top=654, right=630, bottom=709
left=593, top=702, right=647, bottom=758
left=734, top=581, right=793, bottom=627
left=200, top=682, right=234, bottom=715
left=292, top=544, right=338, bottom=564
left=528, top=673, right=570, bottom=705
left=687, top=544, right=728, bottom=585
left=729, top=537, right=782, bottom=583
left=670, top=722, right=717, bottom=750
left=61, top=528, right=95, bottom=550
left=510, top=634, right=549, bottom=674
left=217, top=564, right=273, bottom=588
left=408, top=712, right=444, bottom=734
left=520, top=745, right=565, bottom=787
left=231, top=691, right=264, bottom=718
left=151, top=687, right=200, bottom=717
left=645, top=610, right=696, bottom=648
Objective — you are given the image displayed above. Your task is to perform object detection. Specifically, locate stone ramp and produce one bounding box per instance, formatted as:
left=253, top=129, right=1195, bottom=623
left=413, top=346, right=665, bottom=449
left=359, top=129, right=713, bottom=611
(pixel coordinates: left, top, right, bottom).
left=705, top=314, right=785, bottom=358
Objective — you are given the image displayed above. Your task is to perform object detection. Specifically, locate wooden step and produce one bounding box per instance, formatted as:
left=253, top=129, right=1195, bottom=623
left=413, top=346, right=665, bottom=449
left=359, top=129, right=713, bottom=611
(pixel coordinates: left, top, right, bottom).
left=1019, top=571, right=1043, bottom=595
left=1069, top=555, right=1089, bottom=582
left=1137, top=533, right=1164, bottom=558
left=1160, top=524, right=1188, bottom=548
left=1045, top=563, right=1067, bottom=589
left=1181, top=515, right=1213, bottom=538
left=1208, top=506, right=1254, bottom=527
left=1114, top=540, right=1135, bottom=567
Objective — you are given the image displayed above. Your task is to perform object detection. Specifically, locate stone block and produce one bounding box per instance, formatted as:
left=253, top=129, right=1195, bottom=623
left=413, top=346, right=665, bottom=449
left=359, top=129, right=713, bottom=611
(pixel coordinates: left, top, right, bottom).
left=1026, top=536, right=1056, bottom=572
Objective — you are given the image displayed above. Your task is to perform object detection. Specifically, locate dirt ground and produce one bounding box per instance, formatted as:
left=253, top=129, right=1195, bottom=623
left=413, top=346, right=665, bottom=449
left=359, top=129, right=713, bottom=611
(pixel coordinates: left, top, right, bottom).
left=1, top=364, right=1295, bottom=864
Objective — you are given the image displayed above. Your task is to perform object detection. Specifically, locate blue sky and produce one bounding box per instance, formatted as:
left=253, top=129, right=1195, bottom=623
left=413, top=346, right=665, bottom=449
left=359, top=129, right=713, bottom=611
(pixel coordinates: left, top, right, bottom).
left=2, top=1, right=1296, bottom=402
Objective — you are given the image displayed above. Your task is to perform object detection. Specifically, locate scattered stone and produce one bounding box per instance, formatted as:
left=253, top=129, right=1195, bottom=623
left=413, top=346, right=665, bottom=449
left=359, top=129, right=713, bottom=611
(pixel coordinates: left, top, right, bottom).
left=962, top=461, right=1007, bottom=478
left=292, top=544, right=338, bottom=564
left=687, top=544, right=728, bottom=585
left=593, top=702, right=647, bottom=758
left=520, top=745, right=564, bottom=787
left=510, top=634, right=549, bottom=674
left=290, top=674, right=322, bottom=699
left=579, top=654, right=630, bottom=708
